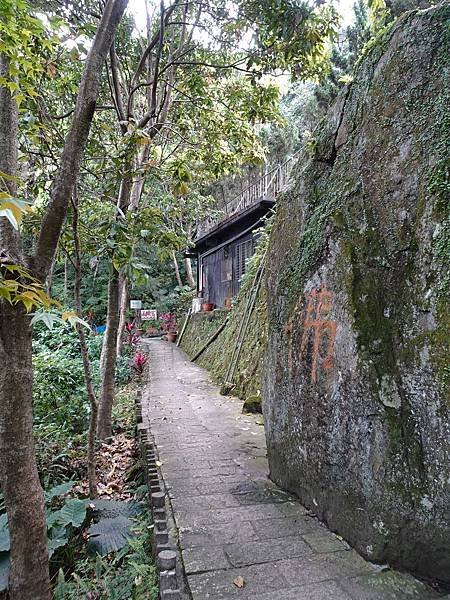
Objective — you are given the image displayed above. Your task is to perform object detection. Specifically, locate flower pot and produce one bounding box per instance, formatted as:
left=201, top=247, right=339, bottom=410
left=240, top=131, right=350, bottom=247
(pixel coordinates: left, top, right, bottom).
left=167, top=331, right=178, bottom=343
left=202, top=302, right=214, bottom=312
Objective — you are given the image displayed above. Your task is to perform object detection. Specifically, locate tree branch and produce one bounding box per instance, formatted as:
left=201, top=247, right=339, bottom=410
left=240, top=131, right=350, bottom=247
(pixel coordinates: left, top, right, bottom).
left=32, top=0, right=129, bottom=279
left=127, top=0, right=182, bottom=116
left=109, top=42, right=127, bottom=125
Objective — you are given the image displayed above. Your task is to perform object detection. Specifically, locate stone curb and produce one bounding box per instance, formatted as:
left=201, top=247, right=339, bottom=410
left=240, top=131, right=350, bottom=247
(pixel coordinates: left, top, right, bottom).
left=135, top=390, right=183, bottom=600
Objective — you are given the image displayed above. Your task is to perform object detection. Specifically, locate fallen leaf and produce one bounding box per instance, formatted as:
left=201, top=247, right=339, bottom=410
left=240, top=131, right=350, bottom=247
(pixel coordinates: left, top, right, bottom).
left=233, top=576, right=245, bottom=588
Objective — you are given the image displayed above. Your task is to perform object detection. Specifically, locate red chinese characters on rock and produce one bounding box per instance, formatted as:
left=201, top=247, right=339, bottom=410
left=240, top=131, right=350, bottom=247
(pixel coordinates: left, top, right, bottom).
left=286, top=285, right=337, bottom=383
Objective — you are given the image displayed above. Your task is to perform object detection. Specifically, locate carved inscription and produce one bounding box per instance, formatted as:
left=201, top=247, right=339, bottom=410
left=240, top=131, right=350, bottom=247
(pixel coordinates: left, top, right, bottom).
left=286, top=285, right=337, bottom=383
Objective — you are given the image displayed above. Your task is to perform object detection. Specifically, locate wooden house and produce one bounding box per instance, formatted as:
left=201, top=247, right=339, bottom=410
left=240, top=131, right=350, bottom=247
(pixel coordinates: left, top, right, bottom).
left=192, top=155, right=296, bottom=309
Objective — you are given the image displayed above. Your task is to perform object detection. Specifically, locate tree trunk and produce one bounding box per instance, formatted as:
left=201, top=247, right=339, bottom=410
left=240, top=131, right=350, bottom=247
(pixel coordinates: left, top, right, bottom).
left=0, top=3, right=128, bottom=596
left=99, top=321, right=108, bottom=374
left=0, top=52, right=50, bottom=600
left=0, top=305, right=50, bottom=600
left=172, top=250, right=183, bottom=287
left=0, top=0, right=127, bottom=600
left=32, top=0, right=130, bottom=279
left=46, top=255, right=55, bottom=295
left=97, top=268, right=121, bottom=439
left=184, top=256, right=195, bottom=288
left=116, top=274, right=128, bottom=356
left=72, top=191, right=98, bottom=499
left=96, top=157, right=140, bottom=436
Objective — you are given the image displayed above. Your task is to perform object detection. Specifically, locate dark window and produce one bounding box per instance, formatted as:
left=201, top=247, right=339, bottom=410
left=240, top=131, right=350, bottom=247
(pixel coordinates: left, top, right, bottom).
left=221, top=256, right=232, bottom=282
left=234, top=239, right=253, bottom=282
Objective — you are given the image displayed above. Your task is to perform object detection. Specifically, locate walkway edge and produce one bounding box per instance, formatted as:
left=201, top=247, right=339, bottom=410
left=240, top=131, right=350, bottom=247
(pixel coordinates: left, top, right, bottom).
left=135, top=389, right=188, bottom=600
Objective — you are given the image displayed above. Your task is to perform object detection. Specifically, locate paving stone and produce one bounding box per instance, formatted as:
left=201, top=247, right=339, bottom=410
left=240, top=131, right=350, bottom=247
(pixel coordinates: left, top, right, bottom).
left=302, top=530, right=350, bottom=553
left=251, top=515, right=321, bottom=539
left=195, top=480, right=248, bottom=495
left=188, top=562, right=289, bottom=599
left=167, top=481, right=200, bottom=496
left=176, top=504, right=283, bottom=528
left=233, top=487, right=295, bottom=505
left=183, top=546, right=230, bottom=574
left=172, top=493, right=240, bottom=513
left=276, top=501, right=309, bottom=517
left=179, top=520, right=258, bottom=549
left=279, top=552, right=376, bottom=587
left=244, top=580, right=353, bottom=600
left=224, top=537, right=312, bottom=567
left=167, top=467, right=243, bottom=480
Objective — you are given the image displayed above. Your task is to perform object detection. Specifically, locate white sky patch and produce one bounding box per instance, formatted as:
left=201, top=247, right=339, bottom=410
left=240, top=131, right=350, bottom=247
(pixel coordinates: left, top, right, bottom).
left=127, top=0, right=358, bottom=34
left=336, top=0, right=357, bottom=26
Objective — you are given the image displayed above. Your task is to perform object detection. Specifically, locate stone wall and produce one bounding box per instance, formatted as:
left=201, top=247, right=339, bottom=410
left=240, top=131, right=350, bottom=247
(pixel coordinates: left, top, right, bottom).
left=263, top=4, right=450, bottom=585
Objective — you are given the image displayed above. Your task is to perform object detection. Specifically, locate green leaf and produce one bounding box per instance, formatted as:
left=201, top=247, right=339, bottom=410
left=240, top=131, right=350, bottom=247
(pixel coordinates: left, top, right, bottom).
left=87, top=516, right=133, bottom=556
left=57, top=498, right=87, bottom=529
left=54, top=568, right=66, bottom=599
left=86, top=500, right=143, bottom=556
left=89, top=500, right=141, bottom=520
left=0, top=514, right=9, bottom=553
left=66, top=315, right=91, bottom=330
left=30, top=311, right=64, bottom=329
left=0, top=207, right=18, bottom=229
left=44, top=481, right=74, bottom=502
left=47, top=528, right=69, bottom=558
left=0, top=553, right=10, bottom=593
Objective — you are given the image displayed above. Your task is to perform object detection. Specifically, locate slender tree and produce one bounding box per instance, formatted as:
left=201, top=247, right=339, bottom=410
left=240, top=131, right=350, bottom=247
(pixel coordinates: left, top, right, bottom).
left=72, top=188, right=99, bottom=499
left=95, top=0, right=339, bottom=439
left=0, top=1, right=128, bottom=597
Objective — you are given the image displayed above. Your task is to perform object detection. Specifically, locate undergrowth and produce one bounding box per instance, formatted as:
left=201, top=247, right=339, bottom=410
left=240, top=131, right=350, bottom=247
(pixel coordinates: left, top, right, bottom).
left=32, top=322, right=132, bottom=488
left=50, top=372, right=156, bottom=598
left=53, top=508, right=158, bottom=600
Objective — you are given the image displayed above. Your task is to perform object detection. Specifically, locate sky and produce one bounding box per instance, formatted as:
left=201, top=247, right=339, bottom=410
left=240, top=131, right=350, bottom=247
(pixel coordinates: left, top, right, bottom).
left=127, top=0, right=357, bottom=32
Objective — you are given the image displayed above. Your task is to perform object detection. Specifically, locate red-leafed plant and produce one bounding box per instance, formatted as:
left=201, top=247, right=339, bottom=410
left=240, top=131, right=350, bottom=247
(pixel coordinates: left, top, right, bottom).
left=160, top=312, right=176, bottom=332
left=125, top=321, right=140, bottom=347
left=132, top=351, right=148, bottom=375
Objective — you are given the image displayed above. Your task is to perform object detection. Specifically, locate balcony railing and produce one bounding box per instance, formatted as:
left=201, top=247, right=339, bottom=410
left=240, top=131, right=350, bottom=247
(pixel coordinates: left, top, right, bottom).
left=197, top=153, right=297, bottom=239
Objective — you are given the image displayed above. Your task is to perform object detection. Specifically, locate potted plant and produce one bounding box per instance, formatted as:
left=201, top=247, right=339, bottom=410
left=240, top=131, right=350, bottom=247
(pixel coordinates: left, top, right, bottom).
left=202, top=300, right=214, bottom=312
left=143, top=319, right=161, bottom=337
left=160, top=313, right=177, bottom=342
left=166, top=331, right=178, bottom=343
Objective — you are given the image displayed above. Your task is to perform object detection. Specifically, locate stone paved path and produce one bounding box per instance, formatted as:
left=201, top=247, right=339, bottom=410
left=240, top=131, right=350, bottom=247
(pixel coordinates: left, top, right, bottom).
left=142, top=339, right=445, bottom=600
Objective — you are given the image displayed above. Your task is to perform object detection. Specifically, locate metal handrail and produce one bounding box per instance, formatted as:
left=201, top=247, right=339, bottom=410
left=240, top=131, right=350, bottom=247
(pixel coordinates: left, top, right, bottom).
left=198, top=153, right=298, bottom=238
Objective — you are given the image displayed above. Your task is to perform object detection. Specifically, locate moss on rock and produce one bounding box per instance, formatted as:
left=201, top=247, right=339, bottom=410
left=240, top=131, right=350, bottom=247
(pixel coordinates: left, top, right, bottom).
left=264, top=3, right=450, bottom=586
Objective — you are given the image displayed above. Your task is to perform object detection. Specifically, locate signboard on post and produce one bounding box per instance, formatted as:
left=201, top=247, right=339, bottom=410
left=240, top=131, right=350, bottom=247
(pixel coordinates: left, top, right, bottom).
left=141, top=309, right=157, bottom=321
left=130, top=300, right=142, bottom=310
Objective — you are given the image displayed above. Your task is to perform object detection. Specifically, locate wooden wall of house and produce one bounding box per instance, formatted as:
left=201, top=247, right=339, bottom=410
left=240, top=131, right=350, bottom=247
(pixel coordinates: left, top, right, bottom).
left=200, top=232, right=255, bottom=308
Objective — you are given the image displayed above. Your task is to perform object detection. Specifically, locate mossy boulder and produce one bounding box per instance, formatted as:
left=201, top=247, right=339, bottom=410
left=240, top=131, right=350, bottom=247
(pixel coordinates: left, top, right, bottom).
left=263, top=4, right=450, bottom=585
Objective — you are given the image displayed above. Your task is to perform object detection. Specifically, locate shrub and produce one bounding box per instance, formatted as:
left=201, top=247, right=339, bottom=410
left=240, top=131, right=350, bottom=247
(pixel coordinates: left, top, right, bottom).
left=32, top=321, right=131, bottom=486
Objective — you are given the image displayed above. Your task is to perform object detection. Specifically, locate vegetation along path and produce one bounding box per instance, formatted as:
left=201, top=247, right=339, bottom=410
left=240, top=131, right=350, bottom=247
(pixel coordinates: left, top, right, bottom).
left=142, top=339, right=446, bottom=600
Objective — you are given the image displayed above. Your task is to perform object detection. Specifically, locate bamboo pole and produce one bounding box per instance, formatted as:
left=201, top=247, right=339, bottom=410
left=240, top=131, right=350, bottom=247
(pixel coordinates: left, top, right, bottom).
left=192, top=315, right=230, bottom=362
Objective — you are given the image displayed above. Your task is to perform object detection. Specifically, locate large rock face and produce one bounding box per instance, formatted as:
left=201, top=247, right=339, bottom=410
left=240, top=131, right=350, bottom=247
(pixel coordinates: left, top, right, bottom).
left=263, top=4, right=450, bottom=585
